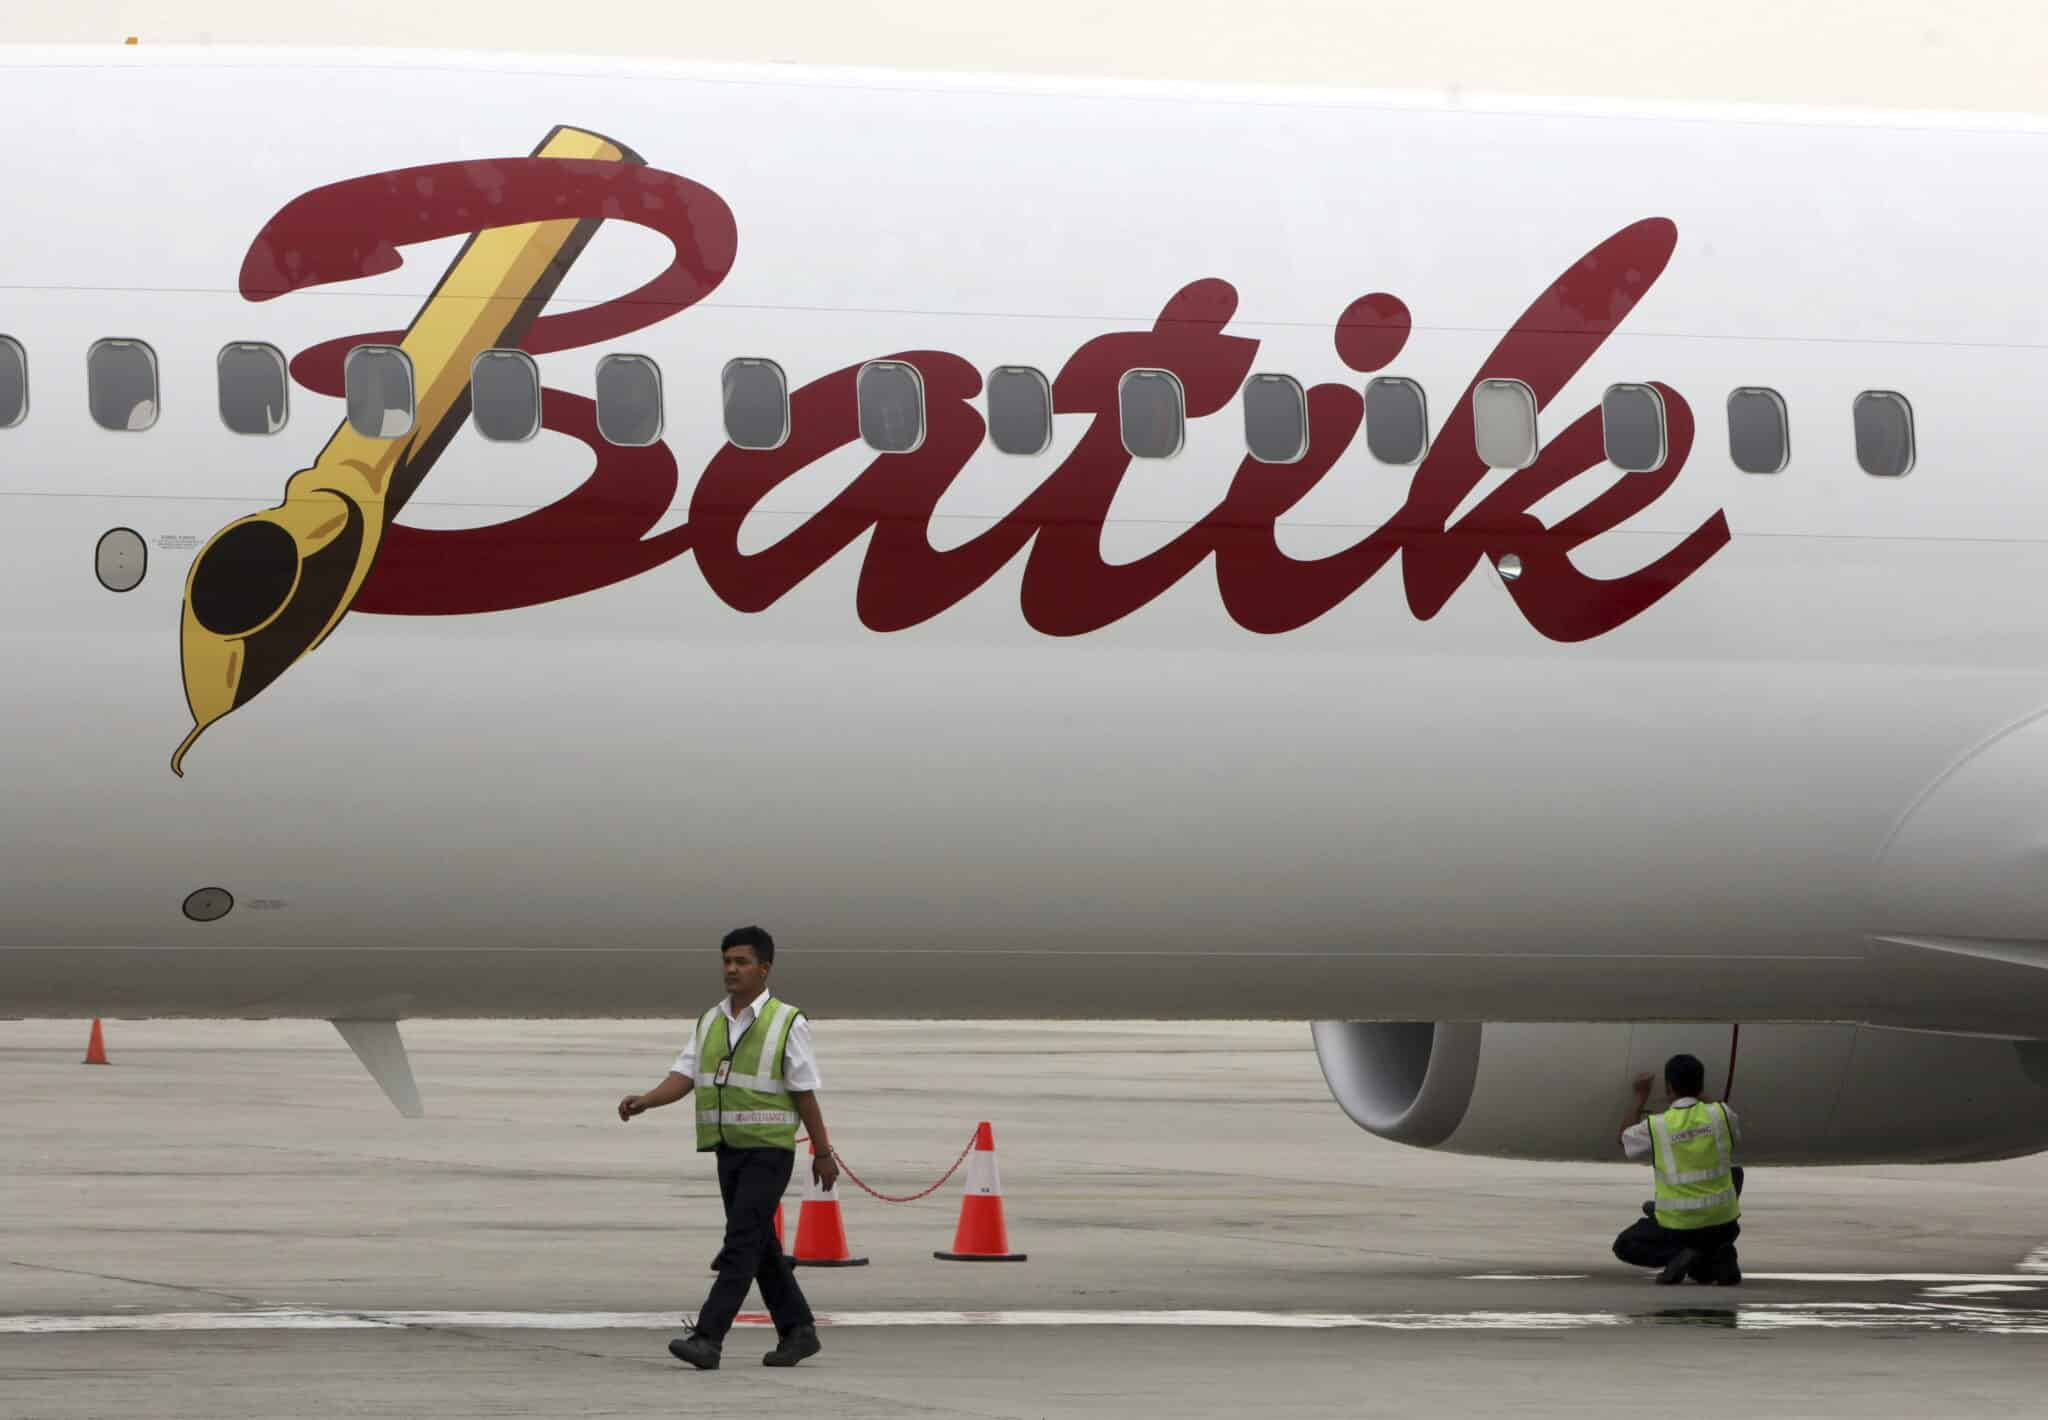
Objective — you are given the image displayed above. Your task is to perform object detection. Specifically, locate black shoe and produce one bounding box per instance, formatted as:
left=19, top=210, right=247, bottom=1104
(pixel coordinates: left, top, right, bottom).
left=668, top=1331, right=721, bottom=1370
left=1656, top=1248, right=1700, bottom=1285
left=1710, top=1248, right=1742, bottom=1286
left=763, top=1324, right=821, bottom=1368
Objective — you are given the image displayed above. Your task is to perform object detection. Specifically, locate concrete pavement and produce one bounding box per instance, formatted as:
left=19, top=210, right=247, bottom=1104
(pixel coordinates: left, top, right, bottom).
left=6, top=1018, right=2048, bottom=1416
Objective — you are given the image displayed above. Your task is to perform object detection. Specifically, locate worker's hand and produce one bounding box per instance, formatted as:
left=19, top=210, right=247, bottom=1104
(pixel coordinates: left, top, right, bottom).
left=618, top=1094, right=645, bottom=1122
left=813, top=1149, right=841, bottom=1192
left=1631, top=1073, right=1655, bottom=1104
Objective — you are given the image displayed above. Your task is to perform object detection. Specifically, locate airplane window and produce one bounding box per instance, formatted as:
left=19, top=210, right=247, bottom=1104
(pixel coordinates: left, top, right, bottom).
left=1119, top=368, right=1185, bottom=460
left=1726, top=388, right=1789, bottom=474
left=1601, top=383, right=1666, bottom=472
left=1854, top=391, right=1914, bottom=477
left=858, top=360, right=925, bottom=454
left=88, top=339, right=159, bottom=432
left=217, top=344, right=289, bottom=436
left=596, top=354, right=663, bottom=447
left=593, top=352, right=663, bottom=446
left=471, top=350, right=540, bottom=443
left=722, top=358, right=789, bottom=450
left=1243, top=373, right=1308, bottom=464
left=0, top=336, right=25, bottom=428
left=1472, top=378, right=1537, bottom=469
left=987, top=365, right=1052, bottom=456
left=345, top=346, right=415, bottom=439
left=1364, top=377, right=1428, bottom=465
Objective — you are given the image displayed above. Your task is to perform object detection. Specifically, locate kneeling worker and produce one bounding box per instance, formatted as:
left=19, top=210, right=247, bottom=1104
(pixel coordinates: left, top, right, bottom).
left=1612, top=1053, right=1742, bottom=1285
left=617, top=925, right=836, bottom=1369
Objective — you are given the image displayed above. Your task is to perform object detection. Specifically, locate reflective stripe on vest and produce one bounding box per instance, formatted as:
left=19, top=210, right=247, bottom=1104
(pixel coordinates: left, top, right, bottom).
left=692, top=997, right=802, bottom=1152
left=1649, top=1101, right=1739, bottom=1230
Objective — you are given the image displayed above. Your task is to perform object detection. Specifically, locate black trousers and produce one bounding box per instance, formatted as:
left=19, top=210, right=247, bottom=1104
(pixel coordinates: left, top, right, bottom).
left=1612, top=1217, right=1741, bottom=1270
left=696, top=1144, right=813, bottom=1343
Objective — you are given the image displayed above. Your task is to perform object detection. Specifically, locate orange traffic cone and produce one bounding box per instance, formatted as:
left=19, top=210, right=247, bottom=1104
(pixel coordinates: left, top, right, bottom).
left=707, top=1205, right=784, bottom=1272
left=792, top=1140, right=869, bottom=1267
left=83, top=1019, right=109, bottom=1066
left=934, top=1122, right=1026, bottom=1261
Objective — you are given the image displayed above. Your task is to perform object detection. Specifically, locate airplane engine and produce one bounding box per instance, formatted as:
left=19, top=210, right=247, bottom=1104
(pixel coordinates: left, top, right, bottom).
left=1311, top=1020, right=2048, bottom=1165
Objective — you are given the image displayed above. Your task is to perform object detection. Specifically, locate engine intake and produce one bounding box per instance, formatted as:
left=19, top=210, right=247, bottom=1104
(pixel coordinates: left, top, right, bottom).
left=1312, top=1020, right=2048, bottom=1165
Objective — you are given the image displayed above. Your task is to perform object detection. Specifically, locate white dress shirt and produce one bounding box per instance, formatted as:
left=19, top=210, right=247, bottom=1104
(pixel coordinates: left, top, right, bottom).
left=672, top=990, right=821, bottom=1091
left=1621, top=1097, right=1740, bottom=1162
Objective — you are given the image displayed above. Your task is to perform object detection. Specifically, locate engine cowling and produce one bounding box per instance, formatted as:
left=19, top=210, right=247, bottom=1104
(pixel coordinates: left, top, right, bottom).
left=1312, top=1020, right=2048, bottom=1165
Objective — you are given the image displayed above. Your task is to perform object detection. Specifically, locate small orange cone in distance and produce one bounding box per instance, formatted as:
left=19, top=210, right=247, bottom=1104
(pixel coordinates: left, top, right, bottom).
left=935, top=1122, right=1026, bottom=1261
left=83, top=1019, right=109, bottom=1066
left=792, top=1139, right=869, bottom=1267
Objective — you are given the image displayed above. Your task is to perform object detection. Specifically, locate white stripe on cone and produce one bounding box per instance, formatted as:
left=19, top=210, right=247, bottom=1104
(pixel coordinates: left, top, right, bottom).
left=964, top=1143, right=1000, bottom=1196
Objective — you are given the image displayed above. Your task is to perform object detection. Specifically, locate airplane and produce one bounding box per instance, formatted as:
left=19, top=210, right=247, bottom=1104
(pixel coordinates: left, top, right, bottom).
left=4, top=44, right=2048, bottom=1169
left=15, top=1, right=2047, bottom=117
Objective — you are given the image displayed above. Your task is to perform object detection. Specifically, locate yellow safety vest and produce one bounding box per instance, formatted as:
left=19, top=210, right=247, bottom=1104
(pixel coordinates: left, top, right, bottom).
left=691, top=997, right=801, bottom=1152
left=1649, top=1100, right=1740, bottom=1230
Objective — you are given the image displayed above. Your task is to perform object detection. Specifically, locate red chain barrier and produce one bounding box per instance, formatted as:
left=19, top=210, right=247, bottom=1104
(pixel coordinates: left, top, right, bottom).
left=808, top=1130, right=980, bottom=1205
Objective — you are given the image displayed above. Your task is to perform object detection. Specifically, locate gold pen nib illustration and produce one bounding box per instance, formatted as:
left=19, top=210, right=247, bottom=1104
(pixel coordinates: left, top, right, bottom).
left=173, top=125, right=639, bottom=776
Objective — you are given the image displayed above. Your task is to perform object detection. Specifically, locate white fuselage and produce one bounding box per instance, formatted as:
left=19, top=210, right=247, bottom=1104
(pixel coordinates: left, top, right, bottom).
left=4, top=49, right=2047, bottom=1029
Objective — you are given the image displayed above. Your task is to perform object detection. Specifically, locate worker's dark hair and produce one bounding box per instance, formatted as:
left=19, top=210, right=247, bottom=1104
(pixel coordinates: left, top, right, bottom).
left=1663, top=1053, right=1707, bottom=1097
left=720, top=924, right=775, bottom=964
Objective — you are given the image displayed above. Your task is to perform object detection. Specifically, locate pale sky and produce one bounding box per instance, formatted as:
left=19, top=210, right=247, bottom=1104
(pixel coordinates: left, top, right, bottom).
left=9, top=0, right=2047, bottom=114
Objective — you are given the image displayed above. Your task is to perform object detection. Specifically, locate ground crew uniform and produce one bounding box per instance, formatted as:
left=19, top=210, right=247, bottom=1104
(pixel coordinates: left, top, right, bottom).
left=1612, top=1096, right=1742, bottom=1281
left=672, top=991, right=819, bottom=1344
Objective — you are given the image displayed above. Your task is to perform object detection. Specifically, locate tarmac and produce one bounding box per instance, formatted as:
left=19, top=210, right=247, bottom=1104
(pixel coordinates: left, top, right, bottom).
left=7, top=1017, right=2048, bottom=1418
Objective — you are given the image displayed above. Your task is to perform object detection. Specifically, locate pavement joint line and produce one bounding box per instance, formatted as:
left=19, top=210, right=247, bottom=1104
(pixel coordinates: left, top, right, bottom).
left=2, top=1257, right=262, bottom=1307
left=0, top=1308, right=1638, bottom=1334
left=7, top=1293, right=2048, bottom=1335
left=1462, top=1274, right=1592, bottom=1280
left=1745, top=1274, right=2048, bottom=1283
left=372, top=1319, right=673, bottom=1368
left=1468, top=1272, right=2048, bottom=1283
left=11, top=1277, right=2048, bottom=1340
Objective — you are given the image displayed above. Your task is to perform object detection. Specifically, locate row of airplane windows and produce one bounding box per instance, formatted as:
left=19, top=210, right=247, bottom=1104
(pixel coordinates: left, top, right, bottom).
left=0, top=336, right=1920, bottom=478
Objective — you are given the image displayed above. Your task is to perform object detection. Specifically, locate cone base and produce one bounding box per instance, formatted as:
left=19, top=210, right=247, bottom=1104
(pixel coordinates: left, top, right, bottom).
left=933, top=1251, right=1028, bottom=1262
left=81, top=1060, right=109, bottom=1066
left=793, top=1256, right=870, bottom=1267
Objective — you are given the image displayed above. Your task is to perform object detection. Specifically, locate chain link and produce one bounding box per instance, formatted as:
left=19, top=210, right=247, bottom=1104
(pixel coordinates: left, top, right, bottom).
left=827, top=1130, right=980, bottom=1204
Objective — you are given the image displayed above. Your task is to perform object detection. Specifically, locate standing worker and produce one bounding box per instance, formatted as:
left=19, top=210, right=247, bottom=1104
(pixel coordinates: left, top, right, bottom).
left=1612, top=1053, right=1743, bottom=1285
left=616, top=925, right=837, bottom=1369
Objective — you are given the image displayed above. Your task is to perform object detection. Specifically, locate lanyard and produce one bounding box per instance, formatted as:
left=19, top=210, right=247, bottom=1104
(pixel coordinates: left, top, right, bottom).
left=713, top=1000, right=763, bottom=1087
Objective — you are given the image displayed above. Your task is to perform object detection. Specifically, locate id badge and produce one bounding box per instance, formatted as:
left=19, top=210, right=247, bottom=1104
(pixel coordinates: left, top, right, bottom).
left=714, top=1059, right=732, bottom=1086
